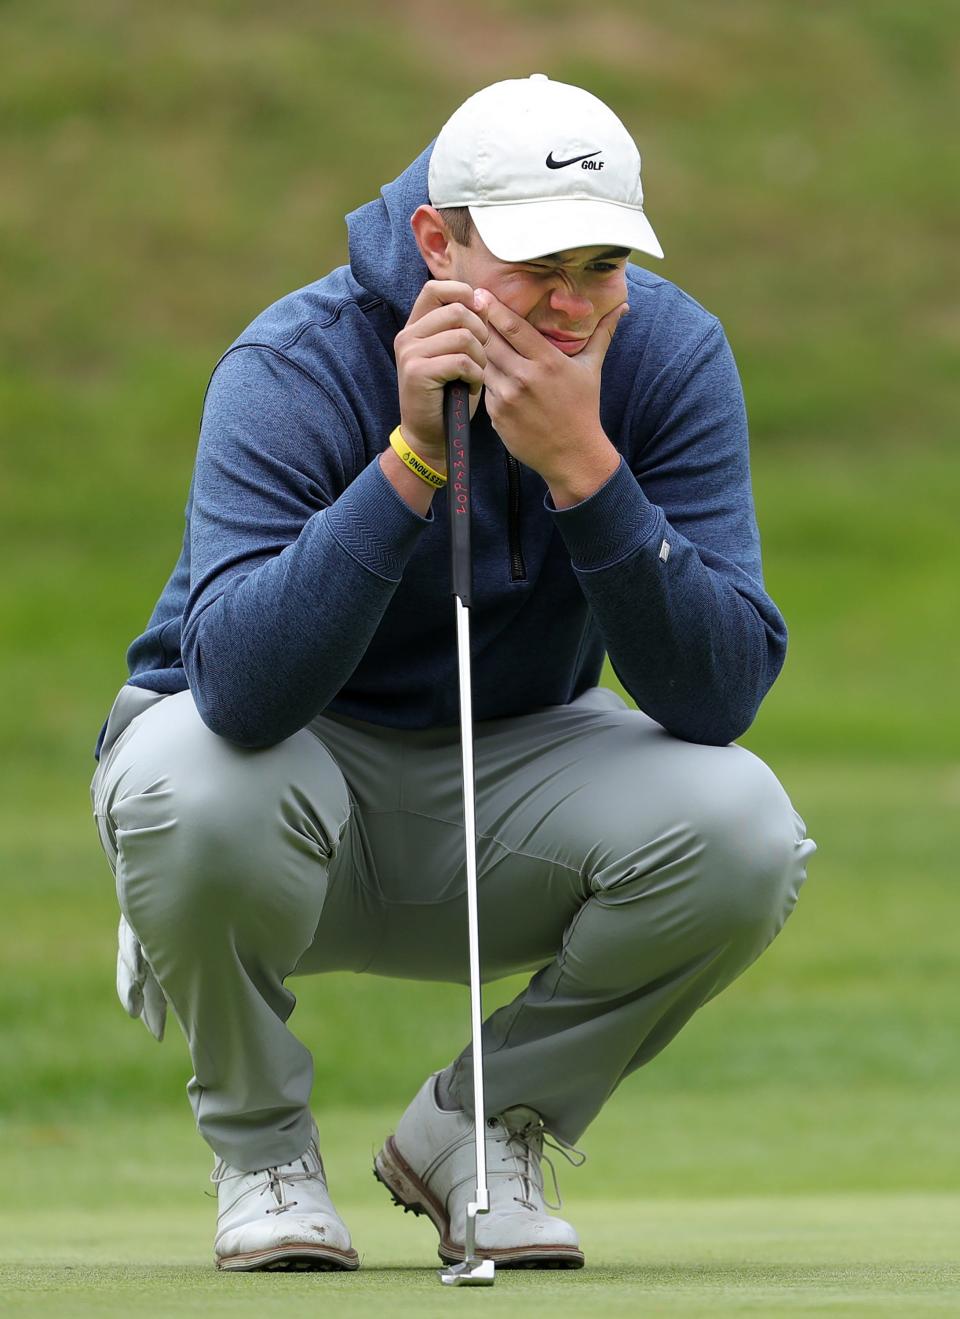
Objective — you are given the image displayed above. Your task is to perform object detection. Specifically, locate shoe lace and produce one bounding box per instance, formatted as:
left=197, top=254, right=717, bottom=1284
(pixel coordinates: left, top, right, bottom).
left=209, top=1153, right=325, bottom=1215
left=496, top=1116, right=586, bottom=1213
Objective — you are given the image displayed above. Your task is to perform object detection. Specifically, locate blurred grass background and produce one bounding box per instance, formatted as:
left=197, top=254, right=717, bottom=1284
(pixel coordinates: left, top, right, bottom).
left=1, top=0, right=958, bottom=1304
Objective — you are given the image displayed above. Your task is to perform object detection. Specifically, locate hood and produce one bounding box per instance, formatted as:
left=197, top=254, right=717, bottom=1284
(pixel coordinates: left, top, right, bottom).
left=347, top=142, right=435, bottom=323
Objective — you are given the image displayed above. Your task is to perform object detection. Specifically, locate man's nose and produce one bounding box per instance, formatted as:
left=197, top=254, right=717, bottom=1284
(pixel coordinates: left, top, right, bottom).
left=548, top=285, right=593, bottom=321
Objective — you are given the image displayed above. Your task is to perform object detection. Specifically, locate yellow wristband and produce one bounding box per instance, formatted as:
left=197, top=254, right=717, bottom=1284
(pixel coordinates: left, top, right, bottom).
left=388, top=426, right=447, bottom=489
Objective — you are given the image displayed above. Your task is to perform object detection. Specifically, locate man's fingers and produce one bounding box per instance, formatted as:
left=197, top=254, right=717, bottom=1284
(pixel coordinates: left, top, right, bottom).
left=407, top=280, right=486, bottom=330
left=475, top=289, right=545, bottom=361
left=407, top=302, right=489, bottom=348
left=397, top=306, right=487, bottom=395
left=408, top=351, right=486, bottom=395
left=480, top=323, right=517, bottom=369
left=579, top=301, right=629, bottom=367
left=415, top=328, right=486, bottom=367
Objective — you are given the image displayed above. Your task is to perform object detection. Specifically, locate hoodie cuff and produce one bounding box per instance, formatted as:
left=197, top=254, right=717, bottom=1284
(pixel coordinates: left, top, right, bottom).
left=325, top=454, right=433, bottom=582
left=546, top=457, right=663, bottom=571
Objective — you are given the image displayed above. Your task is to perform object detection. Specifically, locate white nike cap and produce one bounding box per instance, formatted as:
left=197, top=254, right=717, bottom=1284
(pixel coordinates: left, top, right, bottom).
left=428, top=74, right=664, bottom=263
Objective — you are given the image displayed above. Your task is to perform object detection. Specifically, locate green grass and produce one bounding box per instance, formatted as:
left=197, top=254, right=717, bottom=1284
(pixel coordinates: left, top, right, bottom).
left=4, top=1202, right=959, bottom=1317
left=2, top=3, right=959, bottom=1313
left=3, top=1115, right=959, bottom=1316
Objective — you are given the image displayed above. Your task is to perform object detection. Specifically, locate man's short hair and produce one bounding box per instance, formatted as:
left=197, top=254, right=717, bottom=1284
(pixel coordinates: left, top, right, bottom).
left=438, top=206, right=475, bottom=247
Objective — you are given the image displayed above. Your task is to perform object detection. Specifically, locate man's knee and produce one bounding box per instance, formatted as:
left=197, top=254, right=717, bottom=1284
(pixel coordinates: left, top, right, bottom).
left=682, top=747, right=812, bottom=944
left=589, top=743, right=812, bottom=949
left=104, top=693, right=350, bottom=932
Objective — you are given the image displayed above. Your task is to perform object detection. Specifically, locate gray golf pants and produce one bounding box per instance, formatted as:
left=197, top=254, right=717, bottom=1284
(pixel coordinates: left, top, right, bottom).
left=91, top=683, right=815, bottom=1171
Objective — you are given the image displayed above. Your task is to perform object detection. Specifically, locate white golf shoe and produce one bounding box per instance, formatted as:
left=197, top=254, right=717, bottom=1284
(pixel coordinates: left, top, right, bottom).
left=212, top=1121, right=359, bottom=1272
left=374, top=1074, right=585, bottom=1268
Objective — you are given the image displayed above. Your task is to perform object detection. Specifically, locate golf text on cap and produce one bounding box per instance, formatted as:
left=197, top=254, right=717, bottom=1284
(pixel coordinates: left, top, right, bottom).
left=546, top=150, right=604, bottom=171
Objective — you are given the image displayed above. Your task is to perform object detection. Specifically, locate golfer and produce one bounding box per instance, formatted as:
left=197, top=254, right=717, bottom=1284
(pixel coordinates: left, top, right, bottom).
left=91, top=75, right=815, bottom=1272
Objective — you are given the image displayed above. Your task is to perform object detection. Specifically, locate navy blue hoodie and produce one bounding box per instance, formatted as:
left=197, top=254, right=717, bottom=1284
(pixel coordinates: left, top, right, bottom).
left=107, top=143, right=786, bottom=754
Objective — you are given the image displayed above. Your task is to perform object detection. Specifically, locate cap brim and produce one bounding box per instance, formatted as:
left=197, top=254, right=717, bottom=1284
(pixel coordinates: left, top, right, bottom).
left=468, top=198, right=664, bottom=262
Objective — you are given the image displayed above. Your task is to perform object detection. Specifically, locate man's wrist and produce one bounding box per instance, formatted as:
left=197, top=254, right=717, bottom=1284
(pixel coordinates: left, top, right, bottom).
left=379, top=447, right=437, bottom=516
left=389, top=426, right=447, bottom=488
left=396, top=423, right=447, bottom=477
left=545, top=432, right=621, bottom=510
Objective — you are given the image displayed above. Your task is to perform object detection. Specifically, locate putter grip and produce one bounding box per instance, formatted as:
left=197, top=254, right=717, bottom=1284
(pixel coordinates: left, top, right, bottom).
left=443, top=380, right=472, bottom=606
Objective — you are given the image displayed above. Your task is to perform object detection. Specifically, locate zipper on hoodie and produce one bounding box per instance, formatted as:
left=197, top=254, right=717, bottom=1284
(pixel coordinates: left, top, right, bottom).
left=505, top=450, right=527, bottom=581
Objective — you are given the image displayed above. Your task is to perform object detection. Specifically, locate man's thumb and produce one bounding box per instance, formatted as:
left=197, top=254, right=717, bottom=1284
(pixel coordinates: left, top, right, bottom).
left=582, top=302, right=629, bottom=365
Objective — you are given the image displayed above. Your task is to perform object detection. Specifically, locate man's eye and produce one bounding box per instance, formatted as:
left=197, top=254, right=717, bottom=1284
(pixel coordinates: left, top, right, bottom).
left=524, top=263, right=620, bottom=274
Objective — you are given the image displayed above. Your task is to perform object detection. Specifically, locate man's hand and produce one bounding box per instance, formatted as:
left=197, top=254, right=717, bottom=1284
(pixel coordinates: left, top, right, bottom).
left=477, top=289, right=628, bottom=504
left=117, top=914, right=166, bottom=1041
left=394, top=281, right=489, bottom=468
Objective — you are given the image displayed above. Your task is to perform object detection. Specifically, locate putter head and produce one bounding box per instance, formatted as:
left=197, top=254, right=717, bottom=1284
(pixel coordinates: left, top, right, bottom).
left=439, top=1198, right=494, bottom=1284
left=438, top=1258, right=496, bottom=1286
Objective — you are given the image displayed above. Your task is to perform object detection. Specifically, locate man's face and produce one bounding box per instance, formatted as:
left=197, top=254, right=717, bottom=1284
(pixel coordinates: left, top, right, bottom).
left=448, top=230, right=630, bottom=356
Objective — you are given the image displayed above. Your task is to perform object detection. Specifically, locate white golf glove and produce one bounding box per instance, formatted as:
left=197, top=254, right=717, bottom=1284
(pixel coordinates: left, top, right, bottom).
left=116, top=915, right=167, bottom=1042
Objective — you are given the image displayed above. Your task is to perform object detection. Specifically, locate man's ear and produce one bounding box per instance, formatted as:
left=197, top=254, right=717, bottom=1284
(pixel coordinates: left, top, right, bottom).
left=410, top=205, right=456, bottom=278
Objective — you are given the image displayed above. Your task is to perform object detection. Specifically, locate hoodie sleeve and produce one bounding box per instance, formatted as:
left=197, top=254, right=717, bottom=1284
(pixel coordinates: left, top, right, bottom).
left=181, top=345, right=431, bottom=747
left=548, top=321, right=787, bottom=746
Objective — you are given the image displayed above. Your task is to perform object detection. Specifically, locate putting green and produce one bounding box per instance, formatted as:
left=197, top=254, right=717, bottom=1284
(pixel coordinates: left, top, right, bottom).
left=3, top=1196, right=958, bottom=1317
left=3, top=1114, right=958, bottom=1316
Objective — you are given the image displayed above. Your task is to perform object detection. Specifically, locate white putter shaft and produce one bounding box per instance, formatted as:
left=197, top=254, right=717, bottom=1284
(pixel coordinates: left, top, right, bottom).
left=437, top=596, right=495, bottom=1287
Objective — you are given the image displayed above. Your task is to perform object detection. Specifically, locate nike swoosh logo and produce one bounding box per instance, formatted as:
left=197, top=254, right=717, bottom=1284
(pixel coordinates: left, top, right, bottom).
left=545, top=150, right=602, bottom=170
